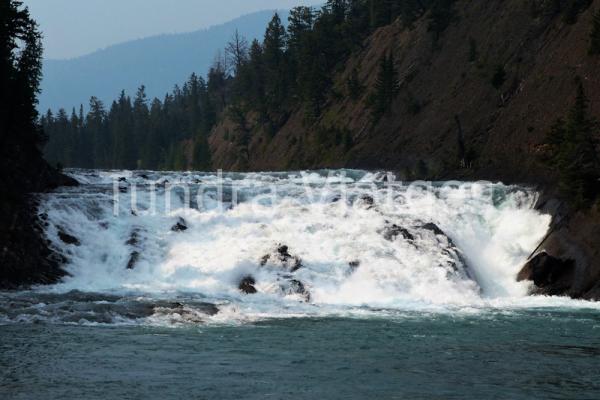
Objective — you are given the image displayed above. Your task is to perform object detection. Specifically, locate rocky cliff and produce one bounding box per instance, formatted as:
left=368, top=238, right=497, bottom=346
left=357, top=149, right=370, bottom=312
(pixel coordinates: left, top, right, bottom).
left=0, top=139, right=77, bottom=289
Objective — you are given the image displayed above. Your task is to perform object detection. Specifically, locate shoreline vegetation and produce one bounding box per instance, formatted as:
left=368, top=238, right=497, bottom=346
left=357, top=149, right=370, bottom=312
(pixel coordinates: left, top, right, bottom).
left=1, top=0, right=599, bottom=297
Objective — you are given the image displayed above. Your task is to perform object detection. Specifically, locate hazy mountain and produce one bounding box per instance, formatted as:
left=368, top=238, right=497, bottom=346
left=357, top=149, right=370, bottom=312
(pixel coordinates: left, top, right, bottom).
left=40, top=10, right=288, bottom=112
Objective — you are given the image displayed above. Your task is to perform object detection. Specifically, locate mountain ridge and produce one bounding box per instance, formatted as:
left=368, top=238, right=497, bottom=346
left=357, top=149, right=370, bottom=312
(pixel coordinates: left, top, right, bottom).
left=39, top=9, right=289, bottom=112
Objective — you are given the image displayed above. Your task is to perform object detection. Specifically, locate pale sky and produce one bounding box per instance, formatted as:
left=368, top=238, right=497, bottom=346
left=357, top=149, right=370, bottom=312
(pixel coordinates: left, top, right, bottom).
left=23, top=0, right=315, bottom=60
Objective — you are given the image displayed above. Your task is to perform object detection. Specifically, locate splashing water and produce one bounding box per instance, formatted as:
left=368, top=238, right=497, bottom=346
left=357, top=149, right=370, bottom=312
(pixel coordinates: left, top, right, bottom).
left=3, top=169, right=598, bottom=327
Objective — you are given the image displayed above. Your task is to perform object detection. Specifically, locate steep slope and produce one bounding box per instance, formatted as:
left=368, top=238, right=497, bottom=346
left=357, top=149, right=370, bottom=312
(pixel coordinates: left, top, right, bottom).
left=210, top=0, right=599, bottom=183
left=39, top=10, right=288, bottom=112
left=208, top=0, right=600, bottom=298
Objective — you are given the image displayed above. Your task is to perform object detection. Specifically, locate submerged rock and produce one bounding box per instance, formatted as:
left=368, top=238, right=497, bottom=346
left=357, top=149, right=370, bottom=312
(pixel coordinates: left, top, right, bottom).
left=126, top=251, right=140, bottom=270
left=58, top=230, right=80, bottom=246
left=517, top=251, right=575, bottom=295
left=382, top=224, right=415, bottom=242
left=349, top=260, right=361, bottom=272
left=171, top=217, right=188, bottom=232
left=284, top=279, right=310, bottom=302
left=420, top=222, right=445, bottom=236
left=239, top=276, right=257, bottom=294
left=357, top=195, right=375, bottom=209
left=260, top=244, right=303, bottom=272
left=126, top=230, right=139, bottom=246
left=415, top=222, right=473, bottom=280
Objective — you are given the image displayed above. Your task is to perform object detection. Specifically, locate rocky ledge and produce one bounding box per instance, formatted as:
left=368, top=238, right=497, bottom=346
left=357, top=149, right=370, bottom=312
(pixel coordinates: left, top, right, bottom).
left=517, top=194, right=600, bottom=300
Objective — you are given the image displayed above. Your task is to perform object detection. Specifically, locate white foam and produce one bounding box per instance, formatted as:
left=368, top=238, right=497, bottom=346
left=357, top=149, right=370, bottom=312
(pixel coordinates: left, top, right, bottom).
left=34, top=169, right=595, bottom=324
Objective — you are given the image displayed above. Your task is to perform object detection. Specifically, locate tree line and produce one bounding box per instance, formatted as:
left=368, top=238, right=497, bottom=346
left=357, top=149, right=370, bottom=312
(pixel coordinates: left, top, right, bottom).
left=43, top=0, right=443, bottom=170
left=1, top=0, right=47, bottom=190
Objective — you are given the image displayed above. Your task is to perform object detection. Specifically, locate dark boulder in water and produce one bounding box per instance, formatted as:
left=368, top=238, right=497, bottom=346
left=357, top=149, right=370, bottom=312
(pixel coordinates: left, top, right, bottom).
left=358, top=195, right=375, bottom=209
left=156, top=179, right=170, bottom=188
left=289, top=279, right=310, bottom=302
left=420, top=223, right=445, bottom=236
left=126, top=251, right=140, bottom=270
left=153, top=301, right=219, bottom=317
left=171, top=217, right=188, bottom=232
left=260, top=244, right=303, bottom=272
left=416, top=223, right=473, bottom=280
left=277, top=245, right=303, bottom=272
left=382, top=224, right=415, bottom=242
left=239, top=276, right=257, bottom=294
left=126, top=230, right=139, bottom=246
left=279, top=279, right=310, bottom=302
left=118, top=177, right=127, bottom=182
left=517, top=251, right=575, bottom=295
left=349, top=260, right=361, bottom=272
left=58, top=230, right=80, bottom=246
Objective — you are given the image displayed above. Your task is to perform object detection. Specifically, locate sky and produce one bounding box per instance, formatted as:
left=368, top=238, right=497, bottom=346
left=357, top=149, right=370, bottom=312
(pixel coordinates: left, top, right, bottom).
left=23, top=0, right=314, bottom=60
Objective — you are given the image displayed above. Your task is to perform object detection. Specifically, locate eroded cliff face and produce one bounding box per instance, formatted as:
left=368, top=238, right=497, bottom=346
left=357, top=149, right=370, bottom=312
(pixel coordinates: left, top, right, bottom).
left=210, top=0, right=599, bottom=180
left=208, top=0, right=600, bottom=298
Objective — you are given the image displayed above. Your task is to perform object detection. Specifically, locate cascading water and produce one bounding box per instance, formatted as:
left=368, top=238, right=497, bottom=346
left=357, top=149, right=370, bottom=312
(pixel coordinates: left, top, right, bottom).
left=2, top=169, right=597, bottom=326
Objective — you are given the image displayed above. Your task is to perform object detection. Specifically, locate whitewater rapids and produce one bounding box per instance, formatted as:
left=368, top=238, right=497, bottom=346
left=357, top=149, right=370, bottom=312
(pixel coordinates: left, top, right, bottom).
left=3, top=169, right=599, bottom=326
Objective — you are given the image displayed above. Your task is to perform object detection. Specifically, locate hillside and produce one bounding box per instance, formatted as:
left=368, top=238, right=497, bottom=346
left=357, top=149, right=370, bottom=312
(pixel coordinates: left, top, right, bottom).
left=209, top=0, right=599, bottom=184
left=39, top=10, right=288, bottom=112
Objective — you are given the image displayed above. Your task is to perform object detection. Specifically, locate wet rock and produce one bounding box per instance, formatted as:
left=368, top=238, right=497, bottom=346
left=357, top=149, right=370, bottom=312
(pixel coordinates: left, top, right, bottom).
left=57, top=174, right=80, bottom=187
left=126, top=231, right=139, bottom=246
left=382, top=224, right=415, bottom=241
left=420, top=223, right=445, bottom=236
left=283, top=279, right=310, bottom=302
left=239, top=276, right=257, bottom=294
left=99, top=221, right=109, bottom=229
left=358, top=195, right=375, bottom=208
left=139, top=174, right=150, bottom=180
left=171, top=217, right=188, bottom=232
left=417, top=223, right=472, bottom=279
left=58, top=230, right=80, bottom=246
left=260, top=254, right=271, bottom=266
left=261, top=245, right=303, bottom=272
left=278, top=245, right=303, bottom=272
left=517, top=251, right=575, bottom=295
left=126, top=251, right=140, bottom=270
left=118, top=186, right=127, bottom=193
left=188, top=302, right=219, bottom=316
left=152, top=301, right=219, bottom=317
left=349, top=260, right=361, bottom=271
left=118, top=177, right=127, bottom=182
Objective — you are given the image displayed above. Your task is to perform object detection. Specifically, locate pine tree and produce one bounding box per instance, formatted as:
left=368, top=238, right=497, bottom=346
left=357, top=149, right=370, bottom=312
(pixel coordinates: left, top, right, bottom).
left=191, top=132, right=211, bottom=171
left=590, top=9, right=600, bottom=55
left=369, top=51, right=400, bottom=122
left=87, top=96, right=107, bottom=168
left=428, top=0, right=456, bottom=45
left=1, top=0, right=45, bottom=154
left=132, top=86, right=149, bottom=169
left=347, top=67, right=363, bottom=100
left=263, top=13, right=288, bottom=111
left=225, top=30, right=249, bottom=76
left=545, top=79, right=600, bottom=207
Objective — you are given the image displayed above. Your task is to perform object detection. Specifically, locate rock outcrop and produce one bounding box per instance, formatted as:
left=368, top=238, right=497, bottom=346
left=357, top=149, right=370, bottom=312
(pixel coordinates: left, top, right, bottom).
left=517, top=195, right=600, bottom=300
